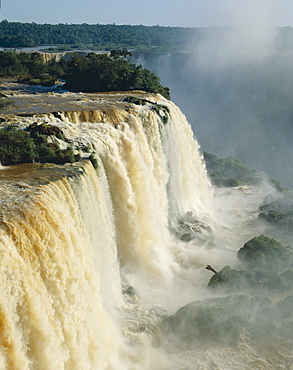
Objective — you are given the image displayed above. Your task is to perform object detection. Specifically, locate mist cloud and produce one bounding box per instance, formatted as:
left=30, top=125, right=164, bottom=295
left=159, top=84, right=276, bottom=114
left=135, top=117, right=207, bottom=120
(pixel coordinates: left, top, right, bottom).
left=194, top=1, right=281, bottom=68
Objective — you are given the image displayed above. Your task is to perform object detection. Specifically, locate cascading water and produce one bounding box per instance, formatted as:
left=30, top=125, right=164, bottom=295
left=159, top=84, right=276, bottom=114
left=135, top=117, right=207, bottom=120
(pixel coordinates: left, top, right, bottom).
left=0, top=88, right=292, bottom=369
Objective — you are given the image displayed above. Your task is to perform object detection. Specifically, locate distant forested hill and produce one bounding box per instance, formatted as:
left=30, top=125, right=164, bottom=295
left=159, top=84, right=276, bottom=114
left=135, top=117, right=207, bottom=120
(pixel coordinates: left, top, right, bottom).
left=0, top=20, right=203, bottom=51
left=1, top=20, right=293, bottom=52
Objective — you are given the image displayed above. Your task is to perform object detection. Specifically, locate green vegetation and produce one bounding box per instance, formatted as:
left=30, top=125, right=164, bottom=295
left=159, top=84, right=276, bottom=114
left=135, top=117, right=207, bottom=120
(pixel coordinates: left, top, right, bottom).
left=0, top=20, right=203, bottom=52
left=164, top=233, right=293, bottom=347
left=0, top=51, right=63, bottom=79
left=203, top=151, right=286, bottom=191
left=203, top=151, right=258, bottom=187
left=89, top=154, right=98, bottom=169
left=0, top=126, right=78, bottom=165
left=18, top=74, right=58, bottom=87
left=237, top=235, right=293, bottom=273
left=0, top=21, right=293, bottom=53
left=151, top=104, right=170, bottom=124
left=63, top=52, right=170, bottom=98
left=205, top=234, right=293, bottom=295
left=0, top=50, right=170, bottom=98
left=0, top=129, right=36, bottom=164
left=258, top=195, right=293, bottom=233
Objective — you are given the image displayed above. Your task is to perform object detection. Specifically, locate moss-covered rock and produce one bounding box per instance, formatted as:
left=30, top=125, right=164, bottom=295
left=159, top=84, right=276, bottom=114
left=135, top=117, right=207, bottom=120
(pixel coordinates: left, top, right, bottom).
left=207, top=265, right=255, bottom=292
left=258, top=196, right=293, bottom=232
left=203, top=152, right=286, bottom=191
left=26, top=122, right=65, bottom=139
left=237, top=235, right=293, bottom=273
left=203, top=152, right=258, bottom=187
left=162, top=295, right=251, bottom=345
left=162, top=294, right=285, bottom=346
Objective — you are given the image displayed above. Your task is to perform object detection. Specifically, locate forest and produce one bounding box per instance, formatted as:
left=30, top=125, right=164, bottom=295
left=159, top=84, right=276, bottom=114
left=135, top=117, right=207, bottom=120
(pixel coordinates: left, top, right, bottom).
left=1, top=21, right=293, bottom=52
left=0, top=20, right=201, bottom=51
left=0, top=50, right=170, bottom=98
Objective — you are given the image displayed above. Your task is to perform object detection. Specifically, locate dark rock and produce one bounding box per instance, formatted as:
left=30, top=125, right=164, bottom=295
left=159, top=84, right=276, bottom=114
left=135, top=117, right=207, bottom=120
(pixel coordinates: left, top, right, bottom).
left=180, top=233, right=192, bottom=242
left=207, top=265, right=255, bottom=292
left=258, top=210, right=283, bottom=223
left=26, top=122, right=64, bottom=138
left=162, top=294, right=282, bottom=346
left=237, top=235, right=293, bottom=273
left=162, top=295, right=251, bottom=345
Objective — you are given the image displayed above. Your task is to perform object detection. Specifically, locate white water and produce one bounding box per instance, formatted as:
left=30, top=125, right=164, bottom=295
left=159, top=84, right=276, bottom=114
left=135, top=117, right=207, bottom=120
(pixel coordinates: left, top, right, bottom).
left=0, top=96, right=290, bottom=369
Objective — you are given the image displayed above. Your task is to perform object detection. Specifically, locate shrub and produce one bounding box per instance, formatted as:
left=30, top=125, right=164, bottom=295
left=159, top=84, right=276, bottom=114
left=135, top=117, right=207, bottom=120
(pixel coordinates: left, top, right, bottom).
left=0, top=129, right=36, bottom=164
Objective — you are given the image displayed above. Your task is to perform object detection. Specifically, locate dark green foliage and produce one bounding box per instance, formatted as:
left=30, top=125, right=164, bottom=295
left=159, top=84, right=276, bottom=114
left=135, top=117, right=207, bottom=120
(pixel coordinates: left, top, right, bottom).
left=0, top=20, right=202, bottom=52
left=63, top=52, right=170, bottom=98
left=0, top=51, right=50, bottom=77
left=237, top=235, right=293, bottom=273
left=35, top=143, right=75, bottom=164
left=89, top=154, right=98, bottom=169
left=0, top=50, right=170, bottom=98
left=269, top=178, right=287, bottom=193
left=18, top=74, right=58, bottom=87
left=204, top=152, right=286, bottom=191
left=0, top=128, right=36, bottom=164
left=151, top=105, right=170, bottom=124
left=0, top=125, right=77, bottom=166
left=110, top=49, right=132, bottom=60
left=258, top=195, right=293, bottom=232
left=203, top=151, right=258, bottom=187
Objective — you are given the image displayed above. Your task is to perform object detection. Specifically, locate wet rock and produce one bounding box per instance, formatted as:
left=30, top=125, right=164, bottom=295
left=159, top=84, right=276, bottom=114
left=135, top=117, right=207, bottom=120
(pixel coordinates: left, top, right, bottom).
left=162, top=294, right=280, bottom=346
left=180, top=233, right=192, bottom=242
left=237, top=235, right=293, bottom=273
left=26, top=122, right=64, bottom=138
left=176, top=211, right=213, bottom=244
left=207, top=265, right=255, bottom=292
left=162, top=295, right=251, bottom=345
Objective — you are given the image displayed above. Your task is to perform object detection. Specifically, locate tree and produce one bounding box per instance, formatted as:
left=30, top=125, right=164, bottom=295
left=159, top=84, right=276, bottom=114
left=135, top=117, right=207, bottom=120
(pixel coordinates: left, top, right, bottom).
left=64, top=51, right=170, bottom=98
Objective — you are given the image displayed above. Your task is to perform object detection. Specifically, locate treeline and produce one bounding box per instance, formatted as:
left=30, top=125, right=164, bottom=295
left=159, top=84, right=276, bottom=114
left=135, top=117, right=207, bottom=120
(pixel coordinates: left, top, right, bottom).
left=0, top=51, right=65, bottom=77
left=0, top=50, right=170, bottom=98
left=1, top=21, right=293, bottom=52
left=0, top=20, right=200, bottom=51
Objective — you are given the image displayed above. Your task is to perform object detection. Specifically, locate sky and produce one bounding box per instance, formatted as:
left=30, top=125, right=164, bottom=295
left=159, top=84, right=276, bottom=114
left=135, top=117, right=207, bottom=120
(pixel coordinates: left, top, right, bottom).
left=1, top=0, right=293, bottom=27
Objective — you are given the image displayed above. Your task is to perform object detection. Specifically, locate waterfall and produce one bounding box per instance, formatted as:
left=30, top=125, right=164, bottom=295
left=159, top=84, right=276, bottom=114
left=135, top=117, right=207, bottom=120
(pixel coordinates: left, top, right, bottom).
left=0, top=96, right=214, bottom=368
left=1, top=90, right=289, bottom=369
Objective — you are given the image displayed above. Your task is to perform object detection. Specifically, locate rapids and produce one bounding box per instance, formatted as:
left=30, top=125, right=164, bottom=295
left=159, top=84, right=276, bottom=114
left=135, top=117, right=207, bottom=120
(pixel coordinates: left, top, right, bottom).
left=0, top=87, right=292, bottom=369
